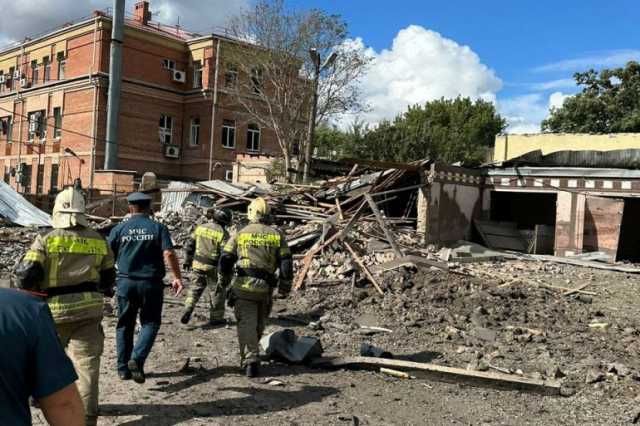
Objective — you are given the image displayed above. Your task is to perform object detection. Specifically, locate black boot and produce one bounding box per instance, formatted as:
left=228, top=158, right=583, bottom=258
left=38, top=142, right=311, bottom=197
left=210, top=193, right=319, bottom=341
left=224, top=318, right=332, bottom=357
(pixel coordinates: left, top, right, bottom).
left=180, top=309, right=193, bottom=324
left=246, top=362, right=259, bottom=378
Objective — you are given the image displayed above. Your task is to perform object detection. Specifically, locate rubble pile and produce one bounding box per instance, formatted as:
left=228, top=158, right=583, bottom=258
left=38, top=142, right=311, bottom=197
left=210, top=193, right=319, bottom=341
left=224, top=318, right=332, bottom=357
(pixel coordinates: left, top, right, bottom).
left=0, top=226, right=39, bottom=276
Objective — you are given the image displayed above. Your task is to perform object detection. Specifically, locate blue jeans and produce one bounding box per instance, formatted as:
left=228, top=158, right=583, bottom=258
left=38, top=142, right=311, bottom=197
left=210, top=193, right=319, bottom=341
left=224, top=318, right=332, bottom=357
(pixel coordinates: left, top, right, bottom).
left=116, top=278, right=164, bottom=373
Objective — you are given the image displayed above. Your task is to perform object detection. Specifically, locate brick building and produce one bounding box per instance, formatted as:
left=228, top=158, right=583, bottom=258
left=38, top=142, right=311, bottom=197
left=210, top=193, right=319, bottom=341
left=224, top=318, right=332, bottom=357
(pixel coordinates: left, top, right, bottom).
left=0, top=1, right=282, bottom=196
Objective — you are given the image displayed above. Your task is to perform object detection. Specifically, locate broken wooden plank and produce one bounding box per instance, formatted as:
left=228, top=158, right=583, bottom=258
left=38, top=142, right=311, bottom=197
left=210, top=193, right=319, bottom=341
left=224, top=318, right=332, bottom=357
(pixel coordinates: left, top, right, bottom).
left=343, top=241, right=384, bottom=296
left=293, top=230, right=344, bottom=290
left=310, top=356, right=562, bottom=396
left=562, top=282, right=592, bottom=297
left=335, top=198, right=344, bottom=221
left=523, top=254, right=640, bottom=274
left=539, top=284, right=597, bottom=296
left=364, top=193, right=404, bottom=258
left=370, top=255, right=449, bottom=274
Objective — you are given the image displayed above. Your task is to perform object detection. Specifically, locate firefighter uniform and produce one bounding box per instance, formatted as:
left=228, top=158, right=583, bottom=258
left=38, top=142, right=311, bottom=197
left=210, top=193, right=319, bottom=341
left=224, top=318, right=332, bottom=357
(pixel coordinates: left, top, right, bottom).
left=15, top=187, right=115, bottom=426
left=181, top=221, right=228, bottom=324
left=218, top=198, right=292, bottom=377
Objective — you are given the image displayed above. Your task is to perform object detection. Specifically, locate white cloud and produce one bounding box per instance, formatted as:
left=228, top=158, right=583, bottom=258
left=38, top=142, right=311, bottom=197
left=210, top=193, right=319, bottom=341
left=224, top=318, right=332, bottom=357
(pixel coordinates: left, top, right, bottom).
left=349, top=25, right=502, bottom=125
left=0, top=0, right=246, bottom=49
left=498, top=91, right=572, bottom=133
left=533, top=49, right=640, bottom=73
left=529, top=78, right=576, bottom=91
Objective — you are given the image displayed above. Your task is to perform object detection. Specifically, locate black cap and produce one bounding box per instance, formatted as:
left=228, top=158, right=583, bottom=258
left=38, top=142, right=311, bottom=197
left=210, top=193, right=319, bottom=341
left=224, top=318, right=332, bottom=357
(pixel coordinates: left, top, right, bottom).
left=127, top=192, right=152, bottom=204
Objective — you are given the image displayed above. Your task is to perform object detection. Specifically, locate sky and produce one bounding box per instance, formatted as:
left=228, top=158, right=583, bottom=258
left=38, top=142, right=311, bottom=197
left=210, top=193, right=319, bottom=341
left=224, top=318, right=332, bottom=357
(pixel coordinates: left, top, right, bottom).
left=1, top=0, right=638, bottom=133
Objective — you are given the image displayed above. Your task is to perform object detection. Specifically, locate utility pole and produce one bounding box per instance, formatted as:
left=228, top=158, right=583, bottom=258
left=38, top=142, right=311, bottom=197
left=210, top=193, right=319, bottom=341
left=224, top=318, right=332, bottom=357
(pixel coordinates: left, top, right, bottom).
left=104, top=0, right=125, bottom=170
left=302, top=49, right=337, bottom=183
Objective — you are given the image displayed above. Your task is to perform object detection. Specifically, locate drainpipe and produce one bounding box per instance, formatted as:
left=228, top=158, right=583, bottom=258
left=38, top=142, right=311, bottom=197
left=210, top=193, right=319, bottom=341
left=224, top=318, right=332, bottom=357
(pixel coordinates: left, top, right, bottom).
left=15, top=45, right=25, bottom=192
left=89, top=17, right=99, bottom=198
left=104, top=0, right=125, bottom=170
left=208, top=38, right=221, bottom=180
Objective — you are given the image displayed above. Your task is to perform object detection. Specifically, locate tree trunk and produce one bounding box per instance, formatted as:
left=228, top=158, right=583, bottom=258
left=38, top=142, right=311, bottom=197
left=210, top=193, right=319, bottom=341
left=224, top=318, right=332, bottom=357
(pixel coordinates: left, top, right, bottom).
left=283, top=150, right=292, bottom=183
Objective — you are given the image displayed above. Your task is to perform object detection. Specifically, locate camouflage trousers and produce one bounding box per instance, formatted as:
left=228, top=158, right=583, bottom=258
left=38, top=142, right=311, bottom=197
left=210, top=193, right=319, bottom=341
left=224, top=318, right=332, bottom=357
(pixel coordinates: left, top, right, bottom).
left=184, top=270, right=226, bottom=321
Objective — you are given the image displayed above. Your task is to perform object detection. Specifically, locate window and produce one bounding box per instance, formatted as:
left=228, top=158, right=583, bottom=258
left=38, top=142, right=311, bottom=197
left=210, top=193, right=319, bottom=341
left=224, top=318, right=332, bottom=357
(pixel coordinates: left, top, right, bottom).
left=30, top=60, right=38, bottom=84
left=224, top=64, right=238, bottom=88
left=3, top=166, right=9, bottom=184
left=221, top=119, right=235, bottom=149
left=189, top=117, right=200, bottom=146
left=36, top=164, right=44, bottom=194
left=28, top=111, right=45, bottom=141
left=193, top=60, right=203, bottom=89
left=53, top=107, right=62, bottom=139
left=57, top=52, right=66, bottom=80
left=251, top=68, right=263, bottom=94
left=22, top=164, right=32, bottom=193
left=246, top=123, right=260, bottom=152
left=162, top=59, right=175, bottom=70
left=43, top=57, right=51, bottom=82
left=158, top=114, right=173, bottom=144
left=8, top=67, right=15, bottom=91
left=1, top=117, right=12, bottom=142
left=50, top=164, right=59, bottom=193
left=0, top=73, right=4, bottom=93
left=224, top=170, right=233, bottom=182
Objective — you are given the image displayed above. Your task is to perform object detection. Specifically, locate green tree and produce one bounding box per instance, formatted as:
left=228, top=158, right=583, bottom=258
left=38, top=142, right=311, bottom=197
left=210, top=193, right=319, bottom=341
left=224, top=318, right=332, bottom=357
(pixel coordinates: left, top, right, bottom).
left=542, top=61, right=640, bottom=133
left=344, top=97, right=505, bottom=166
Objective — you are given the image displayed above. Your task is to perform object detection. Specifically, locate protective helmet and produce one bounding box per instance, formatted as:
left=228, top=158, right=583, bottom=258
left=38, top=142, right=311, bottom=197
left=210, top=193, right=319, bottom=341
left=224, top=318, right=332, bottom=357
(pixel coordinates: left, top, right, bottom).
left=52, top=187, right=88, bottom=228
left=247, top=197, right=270, bottom=222
left=213, top=208, right=233, bottom=226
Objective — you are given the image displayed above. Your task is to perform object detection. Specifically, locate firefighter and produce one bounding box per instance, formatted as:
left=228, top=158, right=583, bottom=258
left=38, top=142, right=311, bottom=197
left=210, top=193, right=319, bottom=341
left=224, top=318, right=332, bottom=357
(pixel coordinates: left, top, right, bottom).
left=14, top=187, right=116, bottom=426
left=217, top=197, right=292, bottom=378
left=181, top=207, right=233, bottom=326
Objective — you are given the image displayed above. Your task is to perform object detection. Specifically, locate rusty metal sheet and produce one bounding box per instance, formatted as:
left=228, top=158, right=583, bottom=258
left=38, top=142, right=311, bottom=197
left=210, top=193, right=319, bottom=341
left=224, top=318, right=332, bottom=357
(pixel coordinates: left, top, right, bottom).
left=583, top=196, right=624, bottom=262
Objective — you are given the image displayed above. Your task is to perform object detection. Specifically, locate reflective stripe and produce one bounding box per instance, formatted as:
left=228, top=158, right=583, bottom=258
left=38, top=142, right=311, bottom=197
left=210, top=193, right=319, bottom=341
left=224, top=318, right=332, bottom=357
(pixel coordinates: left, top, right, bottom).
left=237, top=233, right=280, bottom=247
left=24, top=250, right=45, bottom=263
left=195, top=226, right=224, bottom=242
left=47, top=236, right=108, bottom=255
left=48, top=292, right=103, bottom=314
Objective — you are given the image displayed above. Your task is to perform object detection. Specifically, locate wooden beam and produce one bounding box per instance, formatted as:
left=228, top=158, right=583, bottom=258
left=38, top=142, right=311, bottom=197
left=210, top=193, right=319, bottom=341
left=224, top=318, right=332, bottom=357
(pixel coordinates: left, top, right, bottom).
left=343, top=241, right=384, bottom=295
left=310, top=356, right=562, bottom=396
left=364, top=193, right=403, bottom=258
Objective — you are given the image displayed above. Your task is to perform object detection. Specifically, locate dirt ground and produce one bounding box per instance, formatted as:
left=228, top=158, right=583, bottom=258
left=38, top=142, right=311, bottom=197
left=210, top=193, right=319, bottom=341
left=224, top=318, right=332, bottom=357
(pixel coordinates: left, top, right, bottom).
left=24, top=258, right=640, bottom=426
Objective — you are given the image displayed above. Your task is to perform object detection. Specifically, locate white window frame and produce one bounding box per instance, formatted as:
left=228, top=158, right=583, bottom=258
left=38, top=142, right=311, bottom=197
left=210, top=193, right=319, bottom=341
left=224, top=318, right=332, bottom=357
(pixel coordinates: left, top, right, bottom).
left=57, top=53, right=66, bottom=80
left=159, top=114, right=173, bottom=145
left=224, top=170, right=233, bottom=181
left=221, top=119, right=236, bottom=149
left=53, top=107, right=62, bottom=139
left=27, top=111, right=45, bottom=142
left=246, top=124, right=260, bottom=152
left=250, top=67, right=263, bottom=94
left=162, top=59, right=176, bottom=70
left=193, top=60, right=203, bottom=89
left=43, top=56, right=51, bottom=83
left=30, top=60, right=38, bottom=85
left=189, top=117, right=200, bottom=146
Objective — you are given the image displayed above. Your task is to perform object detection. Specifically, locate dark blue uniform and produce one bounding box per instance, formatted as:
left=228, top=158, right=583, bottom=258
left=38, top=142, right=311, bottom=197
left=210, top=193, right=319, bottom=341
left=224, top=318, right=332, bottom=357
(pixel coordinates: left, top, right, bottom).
left=108, top=213, right=174, bottom=375
left=0, top=288, right=78, bottom=426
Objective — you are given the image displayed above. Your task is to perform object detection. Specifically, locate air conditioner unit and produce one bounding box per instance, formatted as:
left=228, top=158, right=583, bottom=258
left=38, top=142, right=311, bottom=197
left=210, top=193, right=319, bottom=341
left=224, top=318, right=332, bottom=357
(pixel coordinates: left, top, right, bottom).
left=29, top=120, right=39, bottom=133
left=0, top=75, right=5, bottom=84
left=164, top=144, right=180, bottom=158
left=172, top=70, right=186, bottom=83
left=20, top=78, right=30, bottom=88
left=13, top=70, right=20, bottom=79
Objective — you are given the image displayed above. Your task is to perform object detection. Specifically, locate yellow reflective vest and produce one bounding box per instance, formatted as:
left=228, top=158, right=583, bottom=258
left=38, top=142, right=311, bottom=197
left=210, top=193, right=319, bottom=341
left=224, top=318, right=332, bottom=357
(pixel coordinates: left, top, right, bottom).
left=192, top=223, right=227, bottom=273
left=24, top=227, right=114, bottom=324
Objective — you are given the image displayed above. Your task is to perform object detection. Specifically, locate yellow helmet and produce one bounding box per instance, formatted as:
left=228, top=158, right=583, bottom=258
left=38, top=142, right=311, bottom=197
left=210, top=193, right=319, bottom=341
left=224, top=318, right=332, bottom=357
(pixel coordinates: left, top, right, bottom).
left=52, top=187, right=87, bottom=228
left=247, top=197, right=270, bottom=222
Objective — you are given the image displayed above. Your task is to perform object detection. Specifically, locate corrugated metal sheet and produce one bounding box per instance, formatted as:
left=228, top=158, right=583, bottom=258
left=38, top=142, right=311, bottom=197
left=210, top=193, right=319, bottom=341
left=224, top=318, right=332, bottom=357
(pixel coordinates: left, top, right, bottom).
left=197, top=180, right=271, bottom=197
left=0, top=181, right=52, bottom=227
left=501, top=149, right=640, bottom=169
left=160, top=181, right=198, bottom=213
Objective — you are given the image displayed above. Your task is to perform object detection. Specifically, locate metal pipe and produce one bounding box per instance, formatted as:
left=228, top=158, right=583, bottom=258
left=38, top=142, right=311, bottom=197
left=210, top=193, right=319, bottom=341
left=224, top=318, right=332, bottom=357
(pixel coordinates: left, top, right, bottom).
left=104, top=0, right=125, bottom=170
left=208, top=38, right=221, bottom=180
left=89, top=17, right=99, bottom=199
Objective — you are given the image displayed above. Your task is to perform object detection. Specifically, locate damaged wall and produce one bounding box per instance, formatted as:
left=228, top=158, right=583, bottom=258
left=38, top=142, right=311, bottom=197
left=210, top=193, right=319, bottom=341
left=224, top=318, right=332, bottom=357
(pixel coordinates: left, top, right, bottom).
left=418, top=164, right=483, bottom=244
